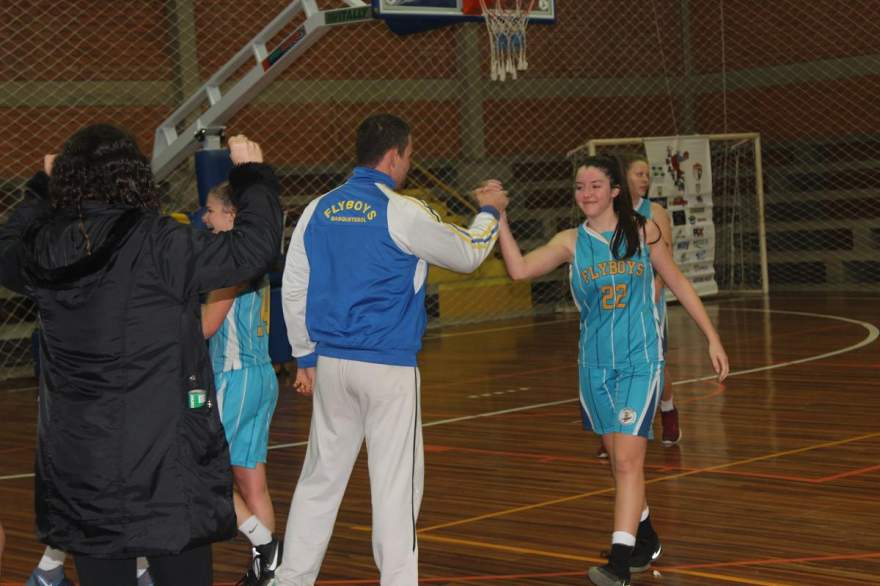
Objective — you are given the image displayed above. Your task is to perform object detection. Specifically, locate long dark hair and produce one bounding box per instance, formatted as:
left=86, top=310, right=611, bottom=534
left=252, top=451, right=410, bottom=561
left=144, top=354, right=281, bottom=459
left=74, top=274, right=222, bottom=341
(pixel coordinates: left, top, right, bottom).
left=576, top=155, right=645, bottom=260
left=50, top=124, right=160, bottom=211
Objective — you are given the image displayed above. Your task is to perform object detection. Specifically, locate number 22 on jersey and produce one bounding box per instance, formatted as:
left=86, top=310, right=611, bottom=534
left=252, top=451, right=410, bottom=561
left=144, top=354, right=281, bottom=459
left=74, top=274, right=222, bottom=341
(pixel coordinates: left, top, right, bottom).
left=600, top=283, right=627, bottom=310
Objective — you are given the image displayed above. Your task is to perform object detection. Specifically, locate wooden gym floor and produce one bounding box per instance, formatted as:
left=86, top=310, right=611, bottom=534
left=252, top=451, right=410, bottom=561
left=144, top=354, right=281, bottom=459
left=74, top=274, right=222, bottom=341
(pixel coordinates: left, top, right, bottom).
left=1, top=293, right=878, bottom=585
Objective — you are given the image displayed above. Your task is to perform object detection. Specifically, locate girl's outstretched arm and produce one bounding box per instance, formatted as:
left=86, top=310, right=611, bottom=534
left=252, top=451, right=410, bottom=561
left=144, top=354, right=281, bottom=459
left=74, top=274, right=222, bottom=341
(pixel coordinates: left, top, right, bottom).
left=499, top=213, right=576, bottom=281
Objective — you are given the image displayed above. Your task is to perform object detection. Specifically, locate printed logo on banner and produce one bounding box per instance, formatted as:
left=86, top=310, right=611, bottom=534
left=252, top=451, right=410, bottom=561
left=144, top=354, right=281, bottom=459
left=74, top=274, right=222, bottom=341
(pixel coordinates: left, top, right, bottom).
left=650, top=197, right=668, bottom=209
left=665, top=146, right=690, bottom=193
left=644, top=136, right=717, bottom=299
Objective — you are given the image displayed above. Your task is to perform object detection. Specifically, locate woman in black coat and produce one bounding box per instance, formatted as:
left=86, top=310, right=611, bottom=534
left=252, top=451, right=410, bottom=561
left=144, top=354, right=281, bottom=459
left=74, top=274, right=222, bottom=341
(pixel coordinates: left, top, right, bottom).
left=0, top=124, right=282, bottom=586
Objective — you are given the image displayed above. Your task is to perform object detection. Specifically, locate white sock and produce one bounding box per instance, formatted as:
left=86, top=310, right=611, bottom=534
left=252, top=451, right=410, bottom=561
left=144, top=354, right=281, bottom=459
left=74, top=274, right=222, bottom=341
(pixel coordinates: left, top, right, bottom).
left=38, top=546, right=66, bottom=571
left=660, top=398, right=675, bottom=412
left=239, top=515, right=272, bottom=547
left=640, top=507, right=650, bottom=522
left=137, top=557, right=150, bottom=578
left=612, top=531, right=636, bottom=547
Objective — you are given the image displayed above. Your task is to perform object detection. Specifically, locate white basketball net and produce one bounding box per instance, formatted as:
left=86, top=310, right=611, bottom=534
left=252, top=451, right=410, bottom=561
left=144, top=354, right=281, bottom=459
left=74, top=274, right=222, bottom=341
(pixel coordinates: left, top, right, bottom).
left=480, top=0, right=535, bottom=81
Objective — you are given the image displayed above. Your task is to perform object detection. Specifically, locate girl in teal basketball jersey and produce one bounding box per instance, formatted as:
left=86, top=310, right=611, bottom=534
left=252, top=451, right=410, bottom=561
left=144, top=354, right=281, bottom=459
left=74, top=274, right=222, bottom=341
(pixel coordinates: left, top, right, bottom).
left=497, top=156, right=728, bottom=586
left=202, top=182, right=282, bottom=586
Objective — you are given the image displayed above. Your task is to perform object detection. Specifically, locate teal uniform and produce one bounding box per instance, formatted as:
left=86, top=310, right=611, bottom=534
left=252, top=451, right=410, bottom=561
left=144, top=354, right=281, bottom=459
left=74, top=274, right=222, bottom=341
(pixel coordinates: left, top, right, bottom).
left=571, top=223, right=664, bottom=437
left=210, top=281, right=279, bottom=468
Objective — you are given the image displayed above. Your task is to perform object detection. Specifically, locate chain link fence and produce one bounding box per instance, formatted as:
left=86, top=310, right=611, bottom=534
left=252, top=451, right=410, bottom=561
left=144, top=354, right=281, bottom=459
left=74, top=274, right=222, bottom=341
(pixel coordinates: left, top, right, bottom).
left=1, top=0, right=878, bottom=377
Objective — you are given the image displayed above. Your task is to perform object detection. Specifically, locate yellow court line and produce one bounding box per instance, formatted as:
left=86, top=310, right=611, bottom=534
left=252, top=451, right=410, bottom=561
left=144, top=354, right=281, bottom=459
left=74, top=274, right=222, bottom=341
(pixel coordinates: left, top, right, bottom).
left=417, top=431, right=880, bottom=533
left=664, top=567, right=791, bottom=586
left=418, top=533, right=604, bottom=564
left=417, top=534, right=791, bottom=586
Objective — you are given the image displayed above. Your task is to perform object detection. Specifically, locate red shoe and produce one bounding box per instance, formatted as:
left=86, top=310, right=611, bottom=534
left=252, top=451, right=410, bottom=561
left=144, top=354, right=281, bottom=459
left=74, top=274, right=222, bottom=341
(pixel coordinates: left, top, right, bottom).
left=661, top=408, right=682, bottom=447
left=596, top=441, right=608, bottom=459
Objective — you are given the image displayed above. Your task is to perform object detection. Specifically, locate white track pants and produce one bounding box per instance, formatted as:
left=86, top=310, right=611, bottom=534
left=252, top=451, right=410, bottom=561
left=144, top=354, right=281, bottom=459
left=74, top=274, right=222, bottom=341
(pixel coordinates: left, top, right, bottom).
left=276, top=357, right=424, bottom=586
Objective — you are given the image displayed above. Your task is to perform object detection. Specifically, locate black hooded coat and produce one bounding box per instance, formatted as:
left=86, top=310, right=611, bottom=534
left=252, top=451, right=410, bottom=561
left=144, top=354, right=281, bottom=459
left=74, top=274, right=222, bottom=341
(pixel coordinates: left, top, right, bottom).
left=0, top=163, right=282, bottom=557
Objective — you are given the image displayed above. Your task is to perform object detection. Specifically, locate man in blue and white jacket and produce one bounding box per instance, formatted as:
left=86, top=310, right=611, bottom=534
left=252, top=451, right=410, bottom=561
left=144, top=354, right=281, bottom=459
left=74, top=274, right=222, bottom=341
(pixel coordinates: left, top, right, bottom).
left=278, top=114, right=508, bottom=586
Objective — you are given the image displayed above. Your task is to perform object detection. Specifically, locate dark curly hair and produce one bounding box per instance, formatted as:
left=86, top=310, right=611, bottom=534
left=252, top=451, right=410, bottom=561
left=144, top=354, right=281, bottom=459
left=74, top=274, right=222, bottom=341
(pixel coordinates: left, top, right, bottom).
left=50, top=124, right=160, bottom=211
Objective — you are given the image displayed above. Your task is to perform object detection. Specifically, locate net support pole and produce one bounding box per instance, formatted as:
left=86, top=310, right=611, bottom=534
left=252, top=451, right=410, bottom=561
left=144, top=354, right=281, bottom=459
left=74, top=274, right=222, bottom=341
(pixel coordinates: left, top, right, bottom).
left=753, top=134, right=769, bottom=295
left=194, top=131, right=233, bottom=208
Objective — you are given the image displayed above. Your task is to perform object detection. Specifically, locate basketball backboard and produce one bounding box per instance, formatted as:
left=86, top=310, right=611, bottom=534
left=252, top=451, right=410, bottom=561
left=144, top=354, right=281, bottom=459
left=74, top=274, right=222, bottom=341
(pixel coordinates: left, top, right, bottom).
left=373, top=0, right=556, bottom=23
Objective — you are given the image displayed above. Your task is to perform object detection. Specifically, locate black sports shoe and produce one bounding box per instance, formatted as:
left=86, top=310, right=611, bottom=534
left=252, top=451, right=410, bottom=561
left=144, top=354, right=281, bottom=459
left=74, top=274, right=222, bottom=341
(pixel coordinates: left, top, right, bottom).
left=587, top=564, right=631, bottom=586
left=236, top=537, right=282, bottom=586
left=629, top=531, right=662, bottom=573
left=588, top=543, right=632, bottom=586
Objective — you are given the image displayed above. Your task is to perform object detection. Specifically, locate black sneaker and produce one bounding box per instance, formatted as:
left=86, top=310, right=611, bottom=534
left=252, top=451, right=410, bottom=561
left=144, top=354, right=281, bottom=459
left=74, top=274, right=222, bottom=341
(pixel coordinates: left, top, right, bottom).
left=629, top=532, right=662, bottom=573
left=588, top=543, right=631, bottom=586
left=587, top=564, right=631, bottom=586
left=236, top=537, right=282, bottom=586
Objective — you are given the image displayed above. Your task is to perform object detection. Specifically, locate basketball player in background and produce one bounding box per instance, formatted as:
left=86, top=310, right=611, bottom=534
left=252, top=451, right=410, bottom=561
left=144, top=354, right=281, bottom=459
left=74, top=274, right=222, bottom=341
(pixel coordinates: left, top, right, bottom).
left=202, top=182, right=282, bottom=586
left=593, top=153, right=681, bottom=459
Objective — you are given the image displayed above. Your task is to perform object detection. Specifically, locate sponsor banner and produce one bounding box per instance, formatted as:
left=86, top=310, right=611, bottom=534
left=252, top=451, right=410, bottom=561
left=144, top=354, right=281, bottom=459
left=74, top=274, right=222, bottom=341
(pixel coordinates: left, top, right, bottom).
left=644, top=136, right=718, bottom=300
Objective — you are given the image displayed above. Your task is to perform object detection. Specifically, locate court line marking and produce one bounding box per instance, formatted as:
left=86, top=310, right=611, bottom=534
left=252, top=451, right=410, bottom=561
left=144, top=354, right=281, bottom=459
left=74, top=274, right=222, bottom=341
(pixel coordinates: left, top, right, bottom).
left=109, top=549, right=880, bottom=586
left=413, top=534, right=790, bottom=586
left=423, top=316, right=579, bottom=341
left=315, top=569, right=587, bottom=585
left=1, top=308, right=876, bottom=481
left=0, top=385, right=36, bottom=394
left=669, top=550, right=880, bottom=571
left=413, top=430, right=880, bottom=534
left=419, top=442, right=880, bottom=485
left=266, top=307, right=878, bottom=451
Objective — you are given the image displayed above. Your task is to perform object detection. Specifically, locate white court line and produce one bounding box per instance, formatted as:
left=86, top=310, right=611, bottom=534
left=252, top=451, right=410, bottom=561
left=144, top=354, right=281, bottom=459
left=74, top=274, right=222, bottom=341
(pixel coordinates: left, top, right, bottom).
left=1, top=385, right=36, bottom=394
left=0, top=473, right=35, bottom=481
left=265, top=308, right=879, bottom=451
left=423, top=317, right=578, bottom=340
left=2, top=308, right=877, bottom=480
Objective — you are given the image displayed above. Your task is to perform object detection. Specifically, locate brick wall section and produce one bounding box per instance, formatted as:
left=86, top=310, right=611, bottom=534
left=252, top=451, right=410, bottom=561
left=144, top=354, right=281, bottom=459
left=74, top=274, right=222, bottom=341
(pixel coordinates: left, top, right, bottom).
left=506, top=0, right=685, bottom=78
left=484, top=95, right=680, bottom=158
left=695, top=76, right=880, bottom=141
left=233, top=101, right=461, bottom=166
left=1, top=1, right=171, bottom=82
left=0, top=106, right=169, bottom=177
left=691, top=0, right=880, bottom=73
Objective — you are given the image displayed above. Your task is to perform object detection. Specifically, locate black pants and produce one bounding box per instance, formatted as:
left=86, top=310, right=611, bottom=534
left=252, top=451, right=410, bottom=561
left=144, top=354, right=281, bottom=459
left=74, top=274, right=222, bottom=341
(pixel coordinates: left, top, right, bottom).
left=74, top=544, right=212, bottom=586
